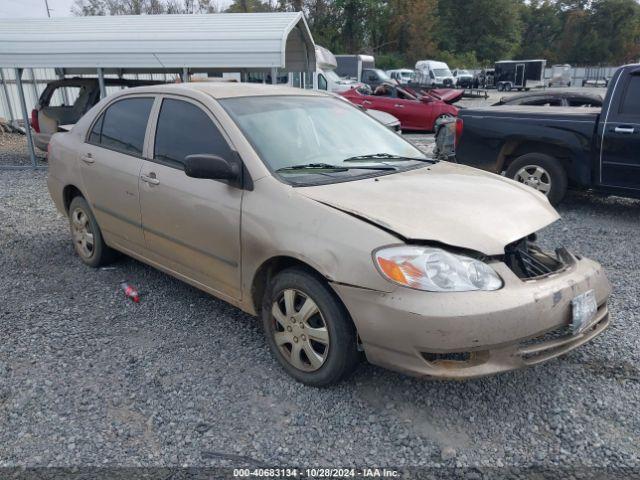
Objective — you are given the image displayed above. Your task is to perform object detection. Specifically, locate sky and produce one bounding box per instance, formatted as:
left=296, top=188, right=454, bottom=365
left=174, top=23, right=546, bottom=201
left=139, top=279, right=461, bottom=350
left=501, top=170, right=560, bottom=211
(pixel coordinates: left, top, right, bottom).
left=0, top=0, right=76, bottom=18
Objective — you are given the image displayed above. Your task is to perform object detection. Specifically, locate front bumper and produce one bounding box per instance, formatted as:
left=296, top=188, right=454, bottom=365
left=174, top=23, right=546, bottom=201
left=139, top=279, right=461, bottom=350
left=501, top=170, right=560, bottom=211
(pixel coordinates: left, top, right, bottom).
left=331, top=253, right=611, bottom=379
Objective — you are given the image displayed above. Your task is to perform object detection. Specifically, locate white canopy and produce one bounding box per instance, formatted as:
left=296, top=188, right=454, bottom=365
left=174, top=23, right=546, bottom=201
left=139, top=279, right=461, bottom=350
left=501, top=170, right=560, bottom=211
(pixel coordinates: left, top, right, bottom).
left=0, top=12, right=315, bottom=73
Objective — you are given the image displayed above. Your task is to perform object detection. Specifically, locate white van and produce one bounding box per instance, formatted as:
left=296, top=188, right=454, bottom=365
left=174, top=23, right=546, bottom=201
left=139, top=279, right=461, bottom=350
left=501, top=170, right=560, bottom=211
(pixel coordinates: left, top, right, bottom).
left=414, top=60, right=455, bottom=87
left=386, top=69, right=414, bottom=84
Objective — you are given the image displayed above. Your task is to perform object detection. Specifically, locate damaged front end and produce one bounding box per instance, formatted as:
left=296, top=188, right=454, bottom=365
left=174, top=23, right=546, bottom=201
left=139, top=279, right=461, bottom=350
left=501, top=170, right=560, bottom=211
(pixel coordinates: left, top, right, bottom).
left=503, top=235, right=568, bottom=280
left=331, top=229, right=612, bottom=379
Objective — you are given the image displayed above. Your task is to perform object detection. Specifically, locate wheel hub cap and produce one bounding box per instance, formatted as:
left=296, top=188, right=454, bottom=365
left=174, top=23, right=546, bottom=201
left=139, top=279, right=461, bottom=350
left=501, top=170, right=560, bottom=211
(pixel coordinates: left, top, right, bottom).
left=271, top=289, right=330, bottom=372
left=514, top=165, right=551, bottom=195
left=71, top=208, right=95, bottom=258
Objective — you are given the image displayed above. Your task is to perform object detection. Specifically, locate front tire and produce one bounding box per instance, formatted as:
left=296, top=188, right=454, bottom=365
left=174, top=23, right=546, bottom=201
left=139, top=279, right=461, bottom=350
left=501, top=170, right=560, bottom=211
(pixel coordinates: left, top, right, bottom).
left=505, top=153, right=568, bottom=206
left=262, top=268, right=359, bottom=386
left=68, top=196, right=117, bottom=267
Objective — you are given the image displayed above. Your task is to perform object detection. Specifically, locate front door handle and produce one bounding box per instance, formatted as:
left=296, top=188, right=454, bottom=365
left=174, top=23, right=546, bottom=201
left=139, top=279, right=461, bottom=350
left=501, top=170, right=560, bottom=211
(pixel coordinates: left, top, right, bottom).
left=362, top=100, right=372, bottom=105
left=81, top=153, right=94, bottom=164
left=614, top=126, right=635, bottom=134
left=140, top=173, right=160, bottom=185
left=394, top=104, right=405, bottom=108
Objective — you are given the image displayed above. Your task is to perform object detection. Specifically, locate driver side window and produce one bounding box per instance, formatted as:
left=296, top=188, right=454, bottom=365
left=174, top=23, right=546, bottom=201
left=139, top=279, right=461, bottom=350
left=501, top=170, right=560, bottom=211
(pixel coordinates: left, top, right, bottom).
left=154, top=98, right=233, bottom=170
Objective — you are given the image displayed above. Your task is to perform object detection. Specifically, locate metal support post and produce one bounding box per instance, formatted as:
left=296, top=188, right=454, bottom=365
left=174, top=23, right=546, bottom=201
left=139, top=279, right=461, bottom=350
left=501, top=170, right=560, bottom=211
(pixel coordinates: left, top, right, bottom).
left=97, top=67, right=106, bottom=99
left=14, top=68, right=38, bottom=168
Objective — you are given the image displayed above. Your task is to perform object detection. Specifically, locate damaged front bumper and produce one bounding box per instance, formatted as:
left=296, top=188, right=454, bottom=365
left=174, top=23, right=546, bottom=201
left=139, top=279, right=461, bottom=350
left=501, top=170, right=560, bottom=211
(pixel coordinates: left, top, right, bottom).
left=331, top=251, right=611, bottom=379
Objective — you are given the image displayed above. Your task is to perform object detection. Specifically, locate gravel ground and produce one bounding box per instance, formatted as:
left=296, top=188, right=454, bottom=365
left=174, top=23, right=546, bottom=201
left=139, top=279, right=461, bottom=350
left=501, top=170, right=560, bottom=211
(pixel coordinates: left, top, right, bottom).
left=1, top=133, right=639, bottom=473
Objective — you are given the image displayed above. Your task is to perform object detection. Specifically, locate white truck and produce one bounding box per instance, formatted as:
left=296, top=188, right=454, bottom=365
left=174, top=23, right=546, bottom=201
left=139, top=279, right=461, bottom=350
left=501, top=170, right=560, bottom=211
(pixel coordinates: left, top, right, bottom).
left=314, top=46, right=365, bottom=93
left=414, top=60, right=455, bottom=87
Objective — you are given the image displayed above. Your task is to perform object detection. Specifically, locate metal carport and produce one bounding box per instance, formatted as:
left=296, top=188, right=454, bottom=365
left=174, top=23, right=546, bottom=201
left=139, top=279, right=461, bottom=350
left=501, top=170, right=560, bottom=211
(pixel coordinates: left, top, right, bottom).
left=0, top=12, right=316, bottom=169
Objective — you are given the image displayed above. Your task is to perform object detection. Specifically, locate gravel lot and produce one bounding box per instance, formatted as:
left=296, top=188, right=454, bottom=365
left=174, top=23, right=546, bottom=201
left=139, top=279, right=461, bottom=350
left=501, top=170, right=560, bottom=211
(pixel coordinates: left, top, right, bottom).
left=1, top=132, right=639, bottom=473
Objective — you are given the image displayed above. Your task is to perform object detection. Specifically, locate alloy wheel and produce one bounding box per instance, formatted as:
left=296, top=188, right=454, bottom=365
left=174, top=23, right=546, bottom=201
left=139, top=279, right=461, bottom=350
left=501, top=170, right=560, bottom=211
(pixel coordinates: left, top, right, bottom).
left=71, top=207, right=95, bottom=259
left=514, top=165, right=552, bottom=195
left=271, top=289, right=330, bottom=372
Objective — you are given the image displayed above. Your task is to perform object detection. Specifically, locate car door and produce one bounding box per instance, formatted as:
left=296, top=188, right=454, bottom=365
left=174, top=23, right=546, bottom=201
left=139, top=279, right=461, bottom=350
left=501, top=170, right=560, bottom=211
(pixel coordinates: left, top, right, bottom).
left=139, top=96, right=242, bottom=300
left=392, top=90, right=428, bottom=130
left=80, top=96, right=154, bottom=250
left=600, top=73, right=640, bottom=190
left=364, top=94, right=402, bottom=122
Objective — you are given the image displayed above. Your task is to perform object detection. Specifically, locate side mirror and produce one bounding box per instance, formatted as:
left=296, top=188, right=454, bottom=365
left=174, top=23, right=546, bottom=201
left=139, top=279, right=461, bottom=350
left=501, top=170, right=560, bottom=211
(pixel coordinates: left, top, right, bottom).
left=184, top=154, right=240, bottom=182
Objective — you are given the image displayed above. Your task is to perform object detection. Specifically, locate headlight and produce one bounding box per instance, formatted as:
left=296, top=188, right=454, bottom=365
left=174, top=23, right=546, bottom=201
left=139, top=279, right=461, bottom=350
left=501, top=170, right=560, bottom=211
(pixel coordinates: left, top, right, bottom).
left=374, top=246, right=503, bottom=292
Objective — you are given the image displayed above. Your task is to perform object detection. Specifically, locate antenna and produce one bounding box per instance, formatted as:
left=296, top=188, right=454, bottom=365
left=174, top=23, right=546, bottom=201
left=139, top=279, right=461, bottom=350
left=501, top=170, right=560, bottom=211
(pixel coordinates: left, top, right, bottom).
left=44, top=0, right=52, bottom=17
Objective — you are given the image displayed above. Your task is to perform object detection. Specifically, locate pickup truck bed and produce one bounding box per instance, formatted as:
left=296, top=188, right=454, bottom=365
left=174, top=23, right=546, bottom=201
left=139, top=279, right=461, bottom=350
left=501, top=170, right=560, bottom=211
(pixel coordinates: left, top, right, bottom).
left=457, top=106, right=601, bottom=189
left=455, top=64, right=640, bottom=205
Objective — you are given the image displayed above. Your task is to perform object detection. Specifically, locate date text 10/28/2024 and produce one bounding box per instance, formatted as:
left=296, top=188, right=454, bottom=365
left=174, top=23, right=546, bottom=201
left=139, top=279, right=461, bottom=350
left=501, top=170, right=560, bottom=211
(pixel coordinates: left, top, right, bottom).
left=233, top=468, right=400, bottom=478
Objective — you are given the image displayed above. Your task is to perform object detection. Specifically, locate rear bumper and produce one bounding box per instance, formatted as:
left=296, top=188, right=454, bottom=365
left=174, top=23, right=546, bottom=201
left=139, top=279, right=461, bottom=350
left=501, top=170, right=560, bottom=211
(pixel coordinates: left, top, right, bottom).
left=34, top=133, right=51, bottom=152
left=331, top=253, right=611, bottom=379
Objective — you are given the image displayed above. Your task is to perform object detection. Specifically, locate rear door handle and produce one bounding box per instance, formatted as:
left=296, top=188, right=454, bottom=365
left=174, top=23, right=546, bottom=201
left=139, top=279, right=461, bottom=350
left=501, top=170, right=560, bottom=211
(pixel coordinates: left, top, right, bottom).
left=362, top=100, right=372, bottom=105
left=140, top=173, right=160, bottom=185
left=614, top=126, right=635, bottom=134
left=81, top=153, right=94, bottom=164
left=394, top=104, right=405, bottom=108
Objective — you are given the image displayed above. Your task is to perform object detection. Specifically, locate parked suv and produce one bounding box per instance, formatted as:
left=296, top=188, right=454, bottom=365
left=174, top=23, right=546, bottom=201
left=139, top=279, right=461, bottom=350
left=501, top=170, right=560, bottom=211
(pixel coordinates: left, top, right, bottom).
left=32, top=77, right=163, bottom=151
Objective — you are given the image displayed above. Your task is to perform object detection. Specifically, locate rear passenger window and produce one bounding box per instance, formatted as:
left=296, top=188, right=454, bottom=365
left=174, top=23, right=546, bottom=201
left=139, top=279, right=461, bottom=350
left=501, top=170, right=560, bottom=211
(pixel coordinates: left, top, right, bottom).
left=88, top=113, right=103, bottom=145
left=89, top=97, right=153, bottom=156
left=48, top=86, right=82, bottom=107
left=620, top=76, right=640, bottom=116
left=154, top=99, right=232, bottom=168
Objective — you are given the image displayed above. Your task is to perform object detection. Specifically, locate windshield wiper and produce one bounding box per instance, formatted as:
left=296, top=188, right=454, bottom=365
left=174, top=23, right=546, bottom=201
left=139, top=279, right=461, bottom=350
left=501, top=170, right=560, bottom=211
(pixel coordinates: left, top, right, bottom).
left=343, top=153, right=434, bottom=163
left=276, top=162, right=396, bottom=173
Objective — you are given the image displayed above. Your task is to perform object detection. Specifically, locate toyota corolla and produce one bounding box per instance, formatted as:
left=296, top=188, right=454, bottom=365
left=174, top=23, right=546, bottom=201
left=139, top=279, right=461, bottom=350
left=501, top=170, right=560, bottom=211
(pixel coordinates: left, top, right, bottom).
left=47, top=83, right=611, bottom=386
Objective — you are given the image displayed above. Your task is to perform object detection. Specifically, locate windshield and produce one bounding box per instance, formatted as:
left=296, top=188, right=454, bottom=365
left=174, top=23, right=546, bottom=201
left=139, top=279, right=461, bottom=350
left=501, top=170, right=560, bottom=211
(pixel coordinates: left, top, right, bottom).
left=433, top=68, right=452, bottom=77
left=324, top=70, right=342, bottom=82
left=220, top=96, right=428, bottom=185
left=458, top=70, right=471, bottom=76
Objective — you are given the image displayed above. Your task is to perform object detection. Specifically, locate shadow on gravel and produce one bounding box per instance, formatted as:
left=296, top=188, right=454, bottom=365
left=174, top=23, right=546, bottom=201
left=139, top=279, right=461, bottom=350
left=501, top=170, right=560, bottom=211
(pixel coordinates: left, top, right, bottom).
left=559, top=190, right=640, bottom=215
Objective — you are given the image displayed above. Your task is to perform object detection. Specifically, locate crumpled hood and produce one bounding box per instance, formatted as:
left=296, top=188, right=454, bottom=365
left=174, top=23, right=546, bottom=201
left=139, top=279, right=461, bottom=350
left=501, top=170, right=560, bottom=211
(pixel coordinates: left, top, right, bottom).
left=427, top=88, right=464, bottom=104
left=297, top=162, right=559, bottom=256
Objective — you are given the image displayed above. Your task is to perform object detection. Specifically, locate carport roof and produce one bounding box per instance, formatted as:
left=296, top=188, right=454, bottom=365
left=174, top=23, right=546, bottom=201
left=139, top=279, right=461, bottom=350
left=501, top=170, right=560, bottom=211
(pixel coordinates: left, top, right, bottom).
left=0, top=12, right=315, bottom=73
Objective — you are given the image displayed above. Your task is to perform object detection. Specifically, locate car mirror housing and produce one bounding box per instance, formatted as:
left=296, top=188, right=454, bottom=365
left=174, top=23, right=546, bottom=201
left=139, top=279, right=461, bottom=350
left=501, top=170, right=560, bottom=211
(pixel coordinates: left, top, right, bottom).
left=184, top=154, right=240, bottom=183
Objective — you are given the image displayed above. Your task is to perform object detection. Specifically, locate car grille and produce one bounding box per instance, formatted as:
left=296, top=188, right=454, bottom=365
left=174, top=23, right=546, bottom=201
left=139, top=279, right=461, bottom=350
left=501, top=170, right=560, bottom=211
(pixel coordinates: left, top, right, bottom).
left=504, top=238, right=565, bottom=280
left=519, top=324, right=572, bottom=347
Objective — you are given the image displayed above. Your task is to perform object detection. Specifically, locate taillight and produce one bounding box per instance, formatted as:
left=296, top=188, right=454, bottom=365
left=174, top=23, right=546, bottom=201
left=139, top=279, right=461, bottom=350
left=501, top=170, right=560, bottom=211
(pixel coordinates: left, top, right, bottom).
left=31, top=109, right=40, bottom=133
left=455, top=118, right=464, bottom=147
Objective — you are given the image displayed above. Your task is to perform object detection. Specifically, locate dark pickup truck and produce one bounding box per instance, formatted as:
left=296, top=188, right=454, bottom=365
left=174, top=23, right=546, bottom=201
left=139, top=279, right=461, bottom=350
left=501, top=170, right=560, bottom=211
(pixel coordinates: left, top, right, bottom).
left=455, top=64, right=640, bottom=205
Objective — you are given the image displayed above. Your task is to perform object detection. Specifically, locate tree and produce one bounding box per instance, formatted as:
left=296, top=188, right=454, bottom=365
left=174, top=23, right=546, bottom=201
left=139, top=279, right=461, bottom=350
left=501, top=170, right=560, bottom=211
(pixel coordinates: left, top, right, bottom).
left=590, top=0, right=640, bottom=64
left=225, top=0, right=274, bottom=12
left=518, top=0, right=563, bottom=63
left=71, top=0, right=640, bottom=68
left=72, top=0, right=224, bottom=15
left=387, top=0, right=439, bottom=63
left=438, top=0, right=522, bottom=64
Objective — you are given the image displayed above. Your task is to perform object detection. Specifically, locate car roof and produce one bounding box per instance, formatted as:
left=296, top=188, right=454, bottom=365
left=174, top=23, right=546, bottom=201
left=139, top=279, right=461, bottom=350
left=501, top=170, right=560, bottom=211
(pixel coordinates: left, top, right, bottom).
left=116, top=82, right=328, bottom=100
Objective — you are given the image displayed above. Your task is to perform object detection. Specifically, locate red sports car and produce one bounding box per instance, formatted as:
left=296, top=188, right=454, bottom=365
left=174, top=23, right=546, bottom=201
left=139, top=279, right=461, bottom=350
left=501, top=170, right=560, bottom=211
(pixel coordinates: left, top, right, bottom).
left=340, top=84, right=458, bottom=132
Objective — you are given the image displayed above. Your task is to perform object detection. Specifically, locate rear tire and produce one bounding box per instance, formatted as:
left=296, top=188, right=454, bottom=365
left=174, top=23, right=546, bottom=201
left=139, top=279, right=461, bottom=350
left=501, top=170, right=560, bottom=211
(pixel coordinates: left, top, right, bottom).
left=68, top=196, right=117, bottom=267
left=262, top=268, right=359, bottom=387
left=505, top=153, right=568, bottom=206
